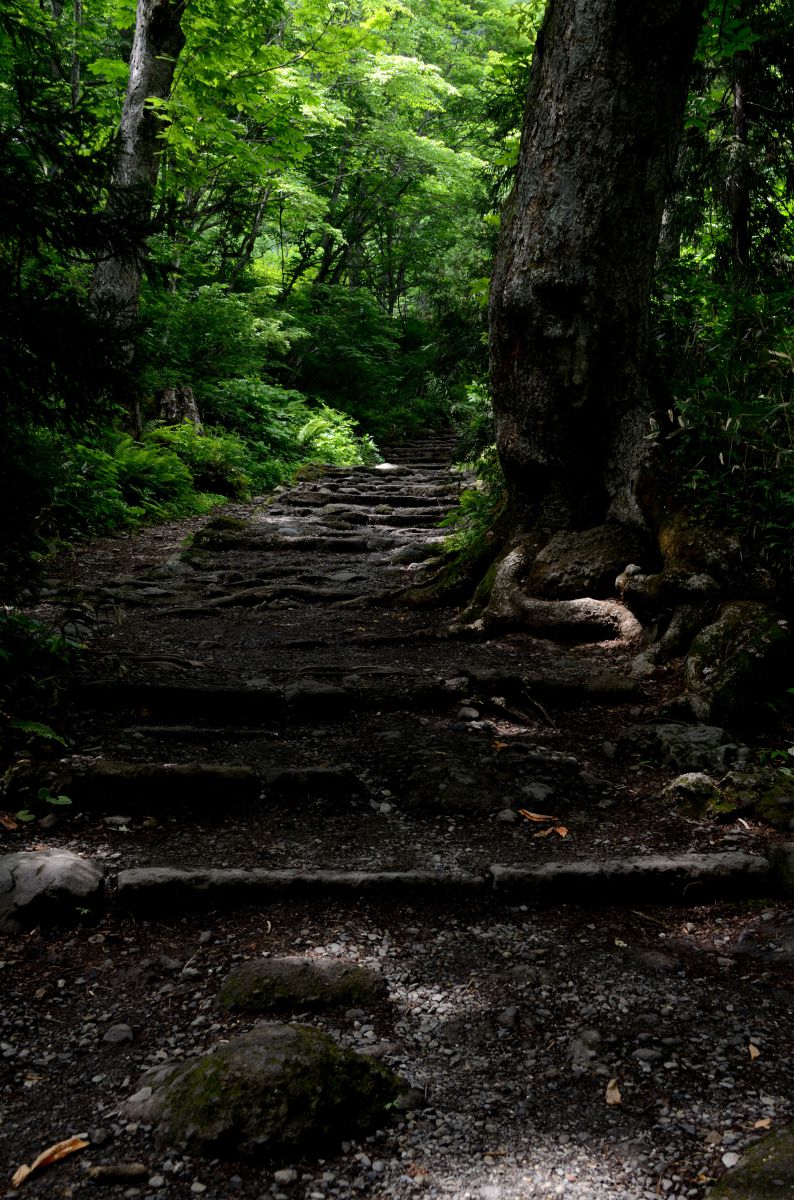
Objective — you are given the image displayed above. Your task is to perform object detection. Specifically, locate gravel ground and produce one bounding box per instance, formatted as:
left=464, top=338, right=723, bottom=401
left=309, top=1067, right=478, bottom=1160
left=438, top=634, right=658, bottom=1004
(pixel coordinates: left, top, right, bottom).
left=2, top=899, right=794, bottom=1200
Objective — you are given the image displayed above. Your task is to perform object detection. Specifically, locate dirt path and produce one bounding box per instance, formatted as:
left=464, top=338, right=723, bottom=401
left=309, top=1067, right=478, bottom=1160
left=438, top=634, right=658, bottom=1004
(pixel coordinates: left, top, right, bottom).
left=2, top=435, right=793, bottom=1200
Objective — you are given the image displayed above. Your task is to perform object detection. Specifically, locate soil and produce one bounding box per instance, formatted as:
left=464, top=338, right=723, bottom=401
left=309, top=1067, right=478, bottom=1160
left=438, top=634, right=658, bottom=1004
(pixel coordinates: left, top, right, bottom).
left=2, top=435, right=793, bottom=1200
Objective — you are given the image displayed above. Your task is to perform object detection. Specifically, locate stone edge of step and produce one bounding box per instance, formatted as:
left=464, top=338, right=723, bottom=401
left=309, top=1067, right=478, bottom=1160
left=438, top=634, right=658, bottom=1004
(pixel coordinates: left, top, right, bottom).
left=111, top=846, right=794, bottom=909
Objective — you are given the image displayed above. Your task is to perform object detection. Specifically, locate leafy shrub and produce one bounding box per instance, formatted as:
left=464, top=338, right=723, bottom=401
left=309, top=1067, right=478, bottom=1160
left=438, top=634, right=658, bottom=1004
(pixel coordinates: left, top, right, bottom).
left=652, top=267, right=794, bottom=573
left=48, top=433, right=221, bottom=537
left=0, top=612, right=79, bottom=758
left=145, top=423, right=253, bottom=498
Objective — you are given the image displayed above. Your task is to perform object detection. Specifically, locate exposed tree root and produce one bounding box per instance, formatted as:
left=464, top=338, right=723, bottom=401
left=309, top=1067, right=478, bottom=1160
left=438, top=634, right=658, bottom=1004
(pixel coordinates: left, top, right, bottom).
left=454, top=540, right=644, bottom=643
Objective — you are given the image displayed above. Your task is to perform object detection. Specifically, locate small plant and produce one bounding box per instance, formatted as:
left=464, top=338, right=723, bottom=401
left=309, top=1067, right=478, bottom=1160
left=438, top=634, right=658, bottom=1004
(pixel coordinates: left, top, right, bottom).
left=15, top=786, right=72, bottom=823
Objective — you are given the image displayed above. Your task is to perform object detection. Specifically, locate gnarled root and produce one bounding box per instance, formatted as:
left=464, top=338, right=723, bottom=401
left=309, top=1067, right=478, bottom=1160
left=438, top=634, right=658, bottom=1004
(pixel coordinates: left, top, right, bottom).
left=455, top=540, right=643, bottom=643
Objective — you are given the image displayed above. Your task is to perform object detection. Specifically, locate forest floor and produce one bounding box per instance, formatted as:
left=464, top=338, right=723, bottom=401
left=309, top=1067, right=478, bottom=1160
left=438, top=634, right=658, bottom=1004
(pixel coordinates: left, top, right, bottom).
left=2, top=435, right=793, bottom=1200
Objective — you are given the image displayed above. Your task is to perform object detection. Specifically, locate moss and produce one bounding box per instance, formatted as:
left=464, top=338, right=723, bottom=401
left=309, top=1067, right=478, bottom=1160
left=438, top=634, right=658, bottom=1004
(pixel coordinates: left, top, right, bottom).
left=708, top=1125, right=794, bottom=1197
left=216, top=959, right=385, bottom=1013
left=157, top=1023, right=402, bottom=1159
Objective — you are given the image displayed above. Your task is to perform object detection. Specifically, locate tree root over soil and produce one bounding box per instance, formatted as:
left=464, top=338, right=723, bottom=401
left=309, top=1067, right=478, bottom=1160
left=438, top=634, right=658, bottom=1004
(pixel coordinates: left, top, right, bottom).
left=453, top=539, right=644, bottom=643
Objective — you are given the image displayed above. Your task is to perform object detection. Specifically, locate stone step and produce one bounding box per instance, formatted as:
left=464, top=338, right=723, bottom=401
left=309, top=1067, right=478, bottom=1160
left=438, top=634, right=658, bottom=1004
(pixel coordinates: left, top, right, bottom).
left=22, top=760, right=368, bottom=814
left=72, top=664, right=640, bottom=725
left=111, top=850, right=784, bottom=915
left=283, top=491, right=449, bottom=508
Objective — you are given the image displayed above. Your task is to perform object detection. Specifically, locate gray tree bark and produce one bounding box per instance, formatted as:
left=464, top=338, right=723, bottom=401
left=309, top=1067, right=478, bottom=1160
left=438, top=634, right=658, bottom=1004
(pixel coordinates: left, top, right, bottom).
left=92, top=0, right=186, bottom=324
left=490, top=0, right=706, bottom=538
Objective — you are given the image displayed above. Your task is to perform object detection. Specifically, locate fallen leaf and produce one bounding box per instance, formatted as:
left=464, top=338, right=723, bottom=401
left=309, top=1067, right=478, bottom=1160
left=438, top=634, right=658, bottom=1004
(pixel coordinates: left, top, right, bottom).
left=492, top=740, right=509, bottom=751
left=605, top=1078, right=622, bottom=1106
left=0, top=812, right=19, bottom=831
left=754, top=1118, right=772, bottom=1130
left=749, top=1043, right=760, bottom=1059
left=533, top=827, right=555, bottom=839
left=553, top=825, right=569, bottom=838
left=11, top=1136, right=89, bottom=1187
left=518, top=809, right=560, bottom=823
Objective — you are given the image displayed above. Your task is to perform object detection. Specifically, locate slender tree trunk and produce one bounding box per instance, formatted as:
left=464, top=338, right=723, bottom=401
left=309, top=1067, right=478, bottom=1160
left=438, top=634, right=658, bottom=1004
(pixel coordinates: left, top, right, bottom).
left=490, top=0, right=706, bottom=537
left=92, top=0, right=186, bottom=327
left=91, top=0, right=186, bottom=436
left=729, top=66, right=751, bottom=268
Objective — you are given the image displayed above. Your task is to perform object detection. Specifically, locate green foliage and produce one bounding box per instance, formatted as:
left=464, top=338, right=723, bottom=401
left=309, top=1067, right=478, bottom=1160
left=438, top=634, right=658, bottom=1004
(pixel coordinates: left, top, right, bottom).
left=0, top=613, right=79, bottom=758
left=652, top=266, right=794, bottom=573
left=145, top=424, right=254, bottom=498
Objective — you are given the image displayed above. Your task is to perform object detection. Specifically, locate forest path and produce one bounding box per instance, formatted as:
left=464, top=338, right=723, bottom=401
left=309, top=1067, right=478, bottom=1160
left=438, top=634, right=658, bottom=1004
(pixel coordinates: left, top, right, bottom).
left=2, top=436, right=793, bottom=1200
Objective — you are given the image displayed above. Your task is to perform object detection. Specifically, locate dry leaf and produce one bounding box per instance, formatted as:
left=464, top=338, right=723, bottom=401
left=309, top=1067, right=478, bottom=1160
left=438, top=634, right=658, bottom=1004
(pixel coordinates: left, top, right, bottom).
left=554, top=825, right=569, bottom=838
left=11, top=1136, right=89, bottom=1187
left=10, top=1165, right=31, bottom=1189
left=492, top=740, right=509, bottom=751
left=605, top=1078, right=622, bottom=1106
left=754, top=1118, right=772, bottom=1130
left=0, top=812, right=19, bottom=831
left=749, top=1043, right=760, bottom=1059
left=518, top=808, right=560, bottom=823
left=533, top=826, right=555, bottom=839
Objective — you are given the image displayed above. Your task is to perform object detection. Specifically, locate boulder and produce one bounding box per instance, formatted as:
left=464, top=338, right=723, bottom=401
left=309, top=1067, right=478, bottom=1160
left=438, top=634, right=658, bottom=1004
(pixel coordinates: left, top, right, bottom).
left=660, top=773, right=738, bottom=819
left=707, top=1125, right=794, bottom=1198
left=660, top=767, right=794, bottom=829
left=122, top=1022, right=403, bottom=1159
left=0, top=850, right=104, bottom=933
left=526, top=523, right=652, bottom=600
left=217, top=958, right=386, bottom=1013
left=616, top=723, right=751, bottom=773
left=684, top=602, right=792, bottom=724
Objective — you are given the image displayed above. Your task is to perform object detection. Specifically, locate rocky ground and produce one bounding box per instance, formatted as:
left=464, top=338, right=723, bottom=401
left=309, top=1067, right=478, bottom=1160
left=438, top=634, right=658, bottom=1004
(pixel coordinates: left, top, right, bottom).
left=1, top=434, right=793, bottom=1200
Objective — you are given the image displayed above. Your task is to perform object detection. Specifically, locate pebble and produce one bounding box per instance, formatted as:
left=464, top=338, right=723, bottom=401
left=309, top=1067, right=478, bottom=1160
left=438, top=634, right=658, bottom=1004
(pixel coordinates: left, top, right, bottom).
left=721, top=1152, right=740, bottom=1168
left=103, top=1023, right=134, bottom=1045
left=273, top=1168, right=299, bottom=1185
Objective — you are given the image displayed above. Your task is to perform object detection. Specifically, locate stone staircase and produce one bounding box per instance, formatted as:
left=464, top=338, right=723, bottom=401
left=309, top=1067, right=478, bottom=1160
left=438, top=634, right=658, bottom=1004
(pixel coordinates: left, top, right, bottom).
left=1, top=432, right=792, bottom=1200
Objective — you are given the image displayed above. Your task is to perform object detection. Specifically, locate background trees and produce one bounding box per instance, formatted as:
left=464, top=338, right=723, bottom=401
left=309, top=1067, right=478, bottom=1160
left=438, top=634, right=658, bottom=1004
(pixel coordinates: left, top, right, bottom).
left=0, top=0, right=792, bottom=606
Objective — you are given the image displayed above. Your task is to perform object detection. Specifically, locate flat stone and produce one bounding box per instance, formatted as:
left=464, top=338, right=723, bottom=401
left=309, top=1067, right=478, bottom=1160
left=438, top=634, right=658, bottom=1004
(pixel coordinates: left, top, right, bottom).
left=121, top=1022, right=403, bottom=1158
left=68, top=760, right=260, bottom=809
left=116, top=868, right=487, bottom=912
left=488, top=853, right=772, bottom=902
left=217, top=958, right=386, bottom=1013
left=0, top=850, right=105, bottom=934
left=284, top=679, right=352, bottom=712
left=262, top=767, right=363, bottom=799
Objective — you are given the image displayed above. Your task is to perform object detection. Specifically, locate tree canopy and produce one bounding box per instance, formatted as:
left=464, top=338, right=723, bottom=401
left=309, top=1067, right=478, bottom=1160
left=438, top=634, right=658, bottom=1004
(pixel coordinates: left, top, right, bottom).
left=0, top=0, right=792, bottom=602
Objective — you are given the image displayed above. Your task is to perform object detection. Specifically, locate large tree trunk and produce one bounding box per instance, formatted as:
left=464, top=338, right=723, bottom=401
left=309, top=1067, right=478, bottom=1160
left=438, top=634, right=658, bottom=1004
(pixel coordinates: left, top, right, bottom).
left=490, top=0, right=705, bottom=537
left=92, top=0, right=186, bottom=433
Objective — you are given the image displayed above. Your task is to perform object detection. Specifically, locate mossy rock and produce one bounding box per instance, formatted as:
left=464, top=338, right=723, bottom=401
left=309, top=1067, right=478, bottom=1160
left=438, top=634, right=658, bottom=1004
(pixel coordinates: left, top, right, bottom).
left=684, top=602, right=792, bottom=725
left=708, top=1125, right=794, bottom=1197
left=122, top=1022, right=403, bottom=1159
left=217, top=957, right=386, bottom=1013
left=661, top=773, right=742, bottom=820
left=192, top=516, right=253, bottom=549
left=721, top=770, right=794, bottom=831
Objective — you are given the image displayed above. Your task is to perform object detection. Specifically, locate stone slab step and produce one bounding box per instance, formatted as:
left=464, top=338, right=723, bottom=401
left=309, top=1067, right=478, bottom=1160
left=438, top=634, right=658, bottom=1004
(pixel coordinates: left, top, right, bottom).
left=72, top=666, right=640, bottom=725
left=112, top=850, right=787, bottom=914
left=284, top=492, right=449, bottom=508
left=115, top=868, right=488, bottom=911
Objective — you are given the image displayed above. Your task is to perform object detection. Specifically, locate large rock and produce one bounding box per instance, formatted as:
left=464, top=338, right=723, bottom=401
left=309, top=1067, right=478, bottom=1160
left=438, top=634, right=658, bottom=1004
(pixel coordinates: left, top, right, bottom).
left=616, top=722, right=751, bottom=773
left=708, top=1125, right=794, bottom=1197
left=122, top=1022, right=403, bottom=1159
left=685, top=601, right=792, bottom=724
left=0, top=850, right=104, bottom=933
left=218, top=958, right=386, bottom=1013
left=525, top=523, right=652, bottom=600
